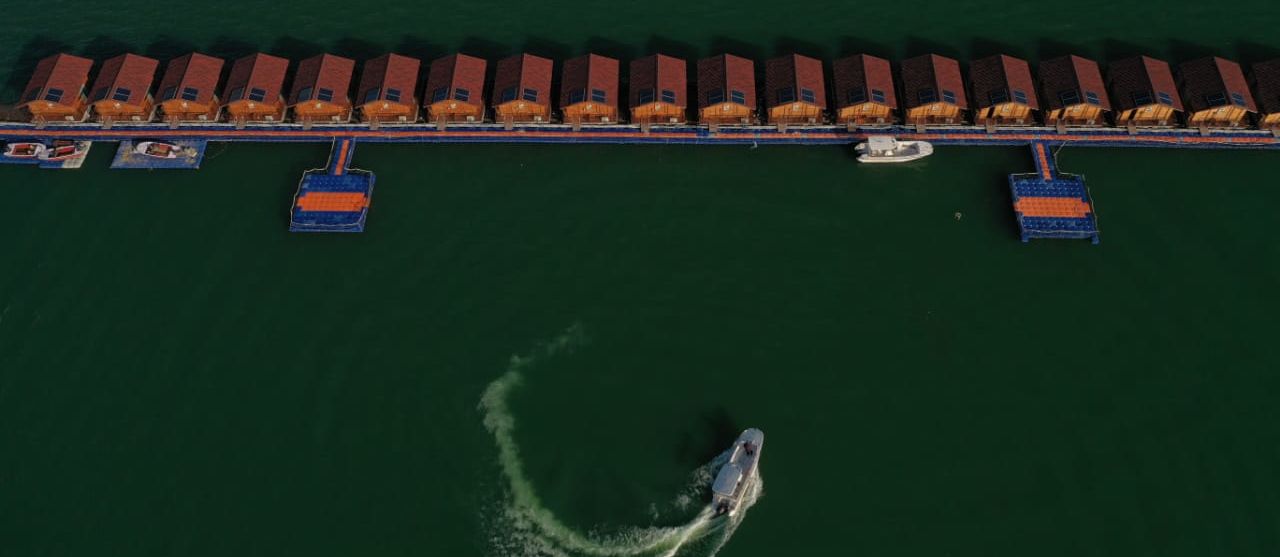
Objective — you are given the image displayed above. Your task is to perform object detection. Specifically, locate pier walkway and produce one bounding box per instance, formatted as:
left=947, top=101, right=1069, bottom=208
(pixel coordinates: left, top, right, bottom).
left=288, top=138, right=374, bottom=233
left=1009, top=143, right=1100, bottom=243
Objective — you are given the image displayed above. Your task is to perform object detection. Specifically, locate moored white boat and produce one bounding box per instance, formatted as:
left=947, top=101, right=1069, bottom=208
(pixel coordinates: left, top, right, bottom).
left=38, top=141, right=89, bottom=162
left=710, top=428, right=763, bottom=517
left=135, top=141, right=184, bottom=159
left=855, top=135, right=933, bottom=163
left=3, top=142, right=46, bottom=159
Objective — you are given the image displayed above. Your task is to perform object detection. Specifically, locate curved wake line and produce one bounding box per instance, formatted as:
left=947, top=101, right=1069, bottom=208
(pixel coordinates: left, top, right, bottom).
left=479, top=324, right=761, bottom=557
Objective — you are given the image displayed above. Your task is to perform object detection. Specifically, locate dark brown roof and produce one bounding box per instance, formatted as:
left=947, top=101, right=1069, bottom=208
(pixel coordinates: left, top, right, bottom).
left=223, top=53, right=289, bottom=105
left=156, top=53, right=225, bottom=104
left=1039, top=55, right=1110, bottom=111
left=764, top=54, right=826, bottom=109
left=290, top=54, right=355, bottom=106
left=356, top=53, right=421, bottom=105
left=21, top=53, right=94, bottom=104
left=559, top=53, right=620, bottom=108
left=629, top=54, right=686, bottom=107
left=88, top=54, right=158, bottom=105
left=424, top=53, right=487, bottom=108
left=832, top=54, right=896, bottom=109
left=968, top=54, right=1038, bottom=110
left=900, top=54, right=967, bottom=109
left=696, top=54, right=755, bottom=108
left=1107, top=56, right=1183, bottom=112
left=1252, top=59, right=1280, bottom=115
left=492, top=53, right=553, bottom=106
left=1177, top=56, right=1256, bottom=113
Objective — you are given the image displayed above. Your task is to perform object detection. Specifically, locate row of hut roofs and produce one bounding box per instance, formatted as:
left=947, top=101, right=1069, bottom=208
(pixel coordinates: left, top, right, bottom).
left=16, top=50, right=1280, bottom=130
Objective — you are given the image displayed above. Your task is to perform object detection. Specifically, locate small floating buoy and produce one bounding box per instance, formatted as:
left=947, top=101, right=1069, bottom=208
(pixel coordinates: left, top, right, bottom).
left=954, top=212, right=963, bottom=221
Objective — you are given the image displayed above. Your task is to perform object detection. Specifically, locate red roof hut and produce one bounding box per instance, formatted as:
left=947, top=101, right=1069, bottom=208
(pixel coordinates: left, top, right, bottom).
left=425, top=53, right=486, bottom=125
left=88, top=53, right=158, bottom=124
left=969, top=54, right=1038, bottom=127
left=1252, top=59, right=1280, bottom=131
left=560, top=54, right=620, bottom=124
left=1177, top=56, right=1256, bottom=129
left=832, top=54, right=896, bottom=126
left=629, top=54, right=686, bottom=125
left=1107, top=56, right=1182, bottom=129
left=764, top=54, right=826, bottom=126
left=19, top=53, right=94, bottom=123
left=492, top=53, right=553, bottom=124
left=900, top=54, right=967, bottom=126
left=156, top=53, right=225, bottom=123
left=223, top=53, right=289, bottom=123
left=356, top=53, right=421, bottom=124
left=1039, top=55, right=1110, bottom=128
left=289, top=54, right=355, bottom=124
left=697, top=54, right=756, bottom=125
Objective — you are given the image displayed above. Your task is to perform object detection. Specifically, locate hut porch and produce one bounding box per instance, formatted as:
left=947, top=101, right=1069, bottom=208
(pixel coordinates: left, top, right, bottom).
left=768, top=102, right=823, bottom=125
left=700, top=102, right=753, bottom=125
left=905, top=103, right=963, bottom=125
left=975, top=103, right=1034, bottom=126
left=836, top=102, right=894, bottom=125
left=1187, top=106, right=1250, bottom=128
left=494, top=100, right=550, bottom=123
left=1045, top=104, right=1106, bottom=127
left=1116, top=104, right=1178, bottom=127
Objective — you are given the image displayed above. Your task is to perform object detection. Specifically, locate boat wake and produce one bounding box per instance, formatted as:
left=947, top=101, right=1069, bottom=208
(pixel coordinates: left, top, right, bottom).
left=479, top=324, right=763, bottom=557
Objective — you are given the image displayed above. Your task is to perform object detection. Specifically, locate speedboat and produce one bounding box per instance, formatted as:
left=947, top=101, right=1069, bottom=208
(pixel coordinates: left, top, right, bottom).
left=3, top=142, right=46, bottom=159
left=135, top=141, right=184, bottom=159
left=710, top=428, right=763, bottom=517
left=854, top=135, right=933, bottom=163
left=39, top=141, right=89, bottom=162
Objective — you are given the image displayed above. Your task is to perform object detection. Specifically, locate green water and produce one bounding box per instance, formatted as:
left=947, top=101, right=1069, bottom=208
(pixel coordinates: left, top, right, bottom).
left=3, top=3, right=1280, bottom=556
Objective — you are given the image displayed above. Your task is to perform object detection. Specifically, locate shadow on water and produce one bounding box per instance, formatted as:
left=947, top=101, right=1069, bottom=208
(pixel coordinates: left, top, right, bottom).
left=775, top=37, right=829, bottom=60
left=524, top=36, right=572, bottom=61
left=459, top=37, right=513, bottom=61
left=904, top=36, right=961, bottom=60
left=269, top=36, right=325, bottom=61
left=79, top=36, right=134, bottom=61
left=207, top=37, right=257, bottom=62
left=1168, top=39, right=1222, bottom=63
left=4, top=36, right=73, bottom=101
left=584, top=37, right=636, bottom=63
left=970, top=37, right=1027, bottom=60
left=393, top=35, right=445, bottom=64
left=645, top=36, right=699, bottom=62
left=332, top=37, right=384, bottom=64
left=143, top=36, right=198, bottom=63
left=837, top=36, right=893, bottom=59
left=1101, top=39, right=1153, bottom=63
left=1036, top=38, right=1094, bottom=62
left=675, top=408, right=741, bottom=468
left=708, top=37, right=764, bottom=61
left=1236, top=41, right=1280, bottom=65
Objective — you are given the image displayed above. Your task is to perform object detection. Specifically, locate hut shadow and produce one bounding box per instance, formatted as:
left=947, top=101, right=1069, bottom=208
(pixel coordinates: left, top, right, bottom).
left=143, top=35, right=199, bottom=62
left=675, top=407, right=741, bottom=467
left=1037, top=38, right=1095, bottom=62
left=270, top=36, right=326, bottom=61
left=207, top=37, right=257, bottom=61
left=904, top=36, right=961, bottom=60
left=1168, top=39, right=1221, bottom=63
left=80, top=36, right=135, bottom=61
left=1101, top=39, right=1153, bottom=63
left=584, top=37, right=636, bottom=62
left=459, top=37, right=511, bottom=60
left=332, top=37, right=384, bottom=63
left=1236, top=41, right=1280, bottom=65
left=394, top=35, right=445, bottom=63
left=5, top=36, right=73, bottom=101
left=970, top=37, right=1026, bottom=60
left=775, top=37, right=829, bottom=60
left=645, top=36, right=699, bottom=61
left=523, top=37, right=572, bottom=61
left=837, top=36, right=893, bottom=59
left=708, top=37, right=765, bottom=61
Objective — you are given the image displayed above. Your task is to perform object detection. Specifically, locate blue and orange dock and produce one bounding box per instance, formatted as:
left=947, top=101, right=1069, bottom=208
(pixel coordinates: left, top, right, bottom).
left=1010, top=143, right=1099, bottom=243
left=288, top=138, right=374, bottom=233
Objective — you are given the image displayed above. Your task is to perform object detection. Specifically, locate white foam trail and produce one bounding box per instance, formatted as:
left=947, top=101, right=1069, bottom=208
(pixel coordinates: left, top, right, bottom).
left=479, top=324, right=762, bottom=557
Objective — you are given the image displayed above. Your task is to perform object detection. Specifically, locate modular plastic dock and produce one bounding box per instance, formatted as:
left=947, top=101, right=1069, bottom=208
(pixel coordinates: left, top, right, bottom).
left=288, top=138, right=374, bottom=233
left=110, top=139, right=207, bottom=169
left=1009, top=142, right=1099, bottom=243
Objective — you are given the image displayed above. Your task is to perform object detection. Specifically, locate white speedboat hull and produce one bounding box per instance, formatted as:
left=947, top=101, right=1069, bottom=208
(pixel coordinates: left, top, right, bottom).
left=855, top=137, right=934, bottom=163
left=136, top=141, right=182, bottom=159
left=710, top=428, right=763, bottom=516
left=3, top=143, right=45, bottom=158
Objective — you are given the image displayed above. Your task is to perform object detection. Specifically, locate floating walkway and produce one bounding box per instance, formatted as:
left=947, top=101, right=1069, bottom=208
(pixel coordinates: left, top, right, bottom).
left=288, top=138, right=374, bottom=233
left=109, top=139, right=208, bottom=169
left=1009, top=143, right=1099, bottom=243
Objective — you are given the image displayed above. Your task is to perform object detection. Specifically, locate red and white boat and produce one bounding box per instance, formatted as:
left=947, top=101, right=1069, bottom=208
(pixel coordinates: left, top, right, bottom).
left=135, top=141, right=184, bottom=159
left=39, top=141, right=89, bottom=162
left=3, top=142, right=46, bottom=159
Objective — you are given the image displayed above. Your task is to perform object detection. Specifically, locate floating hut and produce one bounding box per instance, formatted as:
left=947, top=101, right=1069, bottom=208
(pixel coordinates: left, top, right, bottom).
left=832, top=54, right=897, bottom=126
left=156, top=53, right=225, bottom=123
left=900, top=54, right=967, bottom=127
left=492, top=53, right=553, bottom=124
left=1040, top=55, right=1110, bottom=128
left=559, top=54, right=620, bottom=125
left=88, top=53, right=159, bottom=125
left=425, top=53, right=486, bottom=125
left=356, top=53, right=421, bottom=125
left=222, top=53, right=289, bottom=124
left=1107, top=56, right=1182, bottom=129
left=697, top=54, right=756, bottom=126
left=629, top=54, right=686, bottom=125
left=1251, top=59, right=1280, bottom=131
left=764, top=54, right=826, bottom=126
left=289, top=54, right=355, bottom=124
left=1177, top=57, right=1256, bottom=130
left=19, top=53, right=94, bottom=123
left=969, top=54, right=1038, bottom=127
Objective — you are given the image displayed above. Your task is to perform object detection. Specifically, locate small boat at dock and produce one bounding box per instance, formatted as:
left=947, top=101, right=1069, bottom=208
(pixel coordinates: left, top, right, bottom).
left=711, top=428, right=763, bottom=517
left=855, top=135, right=933, bottom=163
left=135, top=141, right=185, bottom=159
left=3, top=142, right=46, bottom=159
left=38, top=141, right=89, bottom=162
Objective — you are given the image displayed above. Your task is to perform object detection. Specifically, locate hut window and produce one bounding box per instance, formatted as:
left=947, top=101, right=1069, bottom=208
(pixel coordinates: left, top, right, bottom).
left=454, top=88, right=470, bottom=102
left=1157, top=92, right=1173, bottom=106
left=501, top=87, right=517, bottom=102
left=385, top=89, right=402, bottom=102
left=918, top=88, right=936, bottom=104
left=1058, top=90, right=1080, bottom=106
left=112, top=88, right=131, bottom=102
left=248, top=88, right=267, bottom=102
left=90, top=87, right=109, bottom=102
left=317, top=89, right=334, bottom=102
left=364, top=88, right=381, bottom=103
left=800, top=88, right=816, bottom=103
left=870, top=89, right=885, bottom=103
left=638, top=88, right=655, bottom=104
left=989, top=90, right=1009, bottom=104
left=1084, top=91, right=1100, bottom=105
left=941, top=90, right=956, bottom=104
left=730, top=90, right=746, bottom=105
left=1012, top=90, right=1028, bottom=105
left=777, top=87, right=795, bottom=104
left=707, top=88, right=725, bottom=104
left=161, top=86, right=177, bottom=101
left=44, top=88, right=64, bottom=102
left=569, top=89, right=586, bottom=104
left=1132, top=91, right=1152, bottom=106
left=181, top=87, right=200, bottom=101
left=432, top=87, right=449, bottom=103
left=1230, top=92, right=1247, bottom=107
left=522, top=88, right=539, bottom=102
left=1205, top=92, right=1227, bottom=107
left=228, top=87, right=244, bottom=101
left=591, top=89, right=606, bottom=102
left=847, top=88, right=866, bottom=104
left=298, top=87, right=314, bottom=102
left=661, top=89, right=676, bottom=103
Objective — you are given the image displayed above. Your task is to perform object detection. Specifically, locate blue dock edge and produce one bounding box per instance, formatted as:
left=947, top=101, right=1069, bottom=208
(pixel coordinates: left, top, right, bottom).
left=289, top=139, right=375, bottom=233
left=1009, top=143, right=1100, bottom=244
left=110, top=139, right=207, bottom=169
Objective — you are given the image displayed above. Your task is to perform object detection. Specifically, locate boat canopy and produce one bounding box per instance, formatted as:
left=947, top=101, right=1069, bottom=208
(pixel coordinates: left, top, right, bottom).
left=868, top=135, right=897, bottom=151
left=712, top=463, right=743, bottom=496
